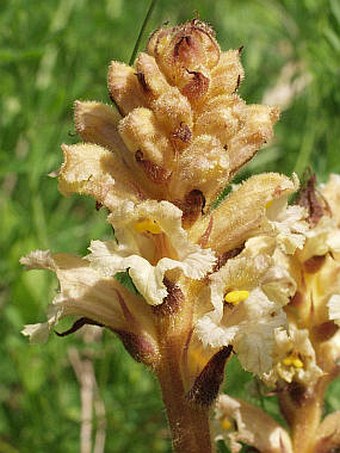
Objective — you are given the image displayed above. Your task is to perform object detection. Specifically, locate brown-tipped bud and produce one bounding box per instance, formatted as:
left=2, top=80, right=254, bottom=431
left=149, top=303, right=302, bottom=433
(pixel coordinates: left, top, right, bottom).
left=115, top=329, right=159, bottom=367
left=108, top=61, right=146, bottom=115
left=147, top=19, right=220, bottom=98
left=135, top=53, right=170, bottom=101
left=181, top=70, right=210, bottom=103
left=187, top=345, right=232, bottom=406
left=74, top=100, right=126, bottom=152
left=118, top=108, right=173, bottom=168
left=227, top=104, right=280, bottom=175
left=169, top=135, right=230, bottom=206
left=190, top=172, right=298, bottom=255
left=134, top=150, right=171, bottom=184
left=151, top=89, right=193, bottom=139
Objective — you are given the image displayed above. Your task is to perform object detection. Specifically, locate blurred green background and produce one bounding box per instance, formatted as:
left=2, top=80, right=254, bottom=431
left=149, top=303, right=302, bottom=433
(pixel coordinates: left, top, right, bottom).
left=1, top=0, right=339, bottom=451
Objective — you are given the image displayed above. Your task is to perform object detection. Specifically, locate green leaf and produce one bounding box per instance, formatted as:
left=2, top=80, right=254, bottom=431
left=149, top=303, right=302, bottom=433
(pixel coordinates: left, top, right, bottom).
left=115, top=270, right=140, bottom=295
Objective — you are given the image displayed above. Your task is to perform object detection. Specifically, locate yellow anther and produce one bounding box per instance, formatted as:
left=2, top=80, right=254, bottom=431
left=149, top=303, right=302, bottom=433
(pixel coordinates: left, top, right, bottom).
left=224, top=290, right=249, bottom=305
left=265, top=199, right=273, bottom=209
left=133, top=219, right=162, bottom=234
left=292, top=358, right=304, bottom=368
left=282, top=354, right=303, bottom=369
left=282, top=357, right=293, bottom=367
left=220, top=417, right=233, bottom=431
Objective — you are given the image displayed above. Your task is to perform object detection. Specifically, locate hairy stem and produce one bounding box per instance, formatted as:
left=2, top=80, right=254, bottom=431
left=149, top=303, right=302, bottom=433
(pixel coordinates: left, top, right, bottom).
left=291, top=390, right=322, bottom=453
left=279, top=371, right=333, bottom=452
left=157, top=340, right=214, bottom=453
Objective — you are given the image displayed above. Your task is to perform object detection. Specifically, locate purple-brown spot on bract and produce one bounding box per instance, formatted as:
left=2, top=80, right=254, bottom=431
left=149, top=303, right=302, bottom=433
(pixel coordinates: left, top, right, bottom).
left=287, top=381, right=309, bottom=406
left=136, top=71, right=150, bottom=93
left=135, top=150, right=171, bottom=184
left=303, top=255, right=326, bottom=274
left=182, top=70, right=209, bottom=100
left=152, top=277, right=184, bottom=316
left=179, top=189, right=206, bottom=228
left=312, top=321, right=338, bottom=342
left=172, top=122, right=192, bottom=146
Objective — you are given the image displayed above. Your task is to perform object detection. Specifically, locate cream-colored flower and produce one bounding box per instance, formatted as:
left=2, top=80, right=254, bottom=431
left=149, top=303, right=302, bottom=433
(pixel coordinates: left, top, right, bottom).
left=87, top=241, right=214, bottom=307
left=87, top=200, right=216, bottom=306
left=214, top=394, right=293, bottom=453
left=20, top=250, right=157, bottom=350
left=58, top=142, right=142, bottom=210
left=263, top=325, right=323, bottom=386
left=190, top=172, right=306, bottom=256
left=196, top=239, right=296, bottom=374
left=265, top=183, right=308, bottom=254
left=283, top=174, right=340, bottom=331
left=297, top=214, right=340, bottom=263
left=108, top=199, right=215, bottom=268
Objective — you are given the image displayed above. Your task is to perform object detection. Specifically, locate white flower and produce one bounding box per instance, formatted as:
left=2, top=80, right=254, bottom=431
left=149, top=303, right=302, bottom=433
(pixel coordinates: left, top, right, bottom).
left=298, top=216, right=340, bottom=262
left=214, top=394, right=293, bottom=453
left=265, top=177, right=308, bottom=254
left=20, top=250, right=140, bottom=342
left=196, top=240, right=296, bottom=374
left=88, top=200, right=216, bottom=306
left=263, top=325, right=323, bottom=386
left=58, top=143, right=141, bottom=210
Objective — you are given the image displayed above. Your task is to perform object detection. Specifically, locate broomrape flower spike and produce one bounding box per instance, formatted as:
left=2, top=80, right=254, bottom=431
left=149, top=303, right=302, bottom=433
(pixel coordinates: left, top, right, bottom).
left=20, top=18, right=340, bottom=453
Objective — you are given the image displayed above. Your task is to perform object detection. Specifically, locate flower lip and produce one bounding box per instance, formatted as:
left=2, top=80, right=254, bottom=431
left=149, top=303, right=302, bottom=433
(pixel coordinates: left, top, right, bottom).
left=19, top=249, right=152, bottom=343
left=88, top=200, right=216, bottom=306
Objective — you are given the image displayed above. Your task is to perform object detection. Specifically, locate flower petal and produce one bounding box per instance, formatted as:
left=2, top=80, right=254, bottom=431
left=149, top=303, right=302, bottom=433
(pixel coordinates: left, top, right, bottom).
left=20, top=249, right=133, bottom=341
left=109, top=199, right=216, bottom=272
left=21, top=322, right=53, bottom=344
left=215, top=394, right=293, bottom=453
left=191, top=172, right=300, bottom=254
left=263, top=325, right=323, bottom=386
left=227, top=104, right=280, bottom=175
left=108, top=60, right=146, bottom=115
left=88, top=224, right=216, bottom=307
left=196, top=240, right=295, bottom=374
left=58, top=143, right=140, bottom=209
left=74, top=100, right=127, bottom=152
